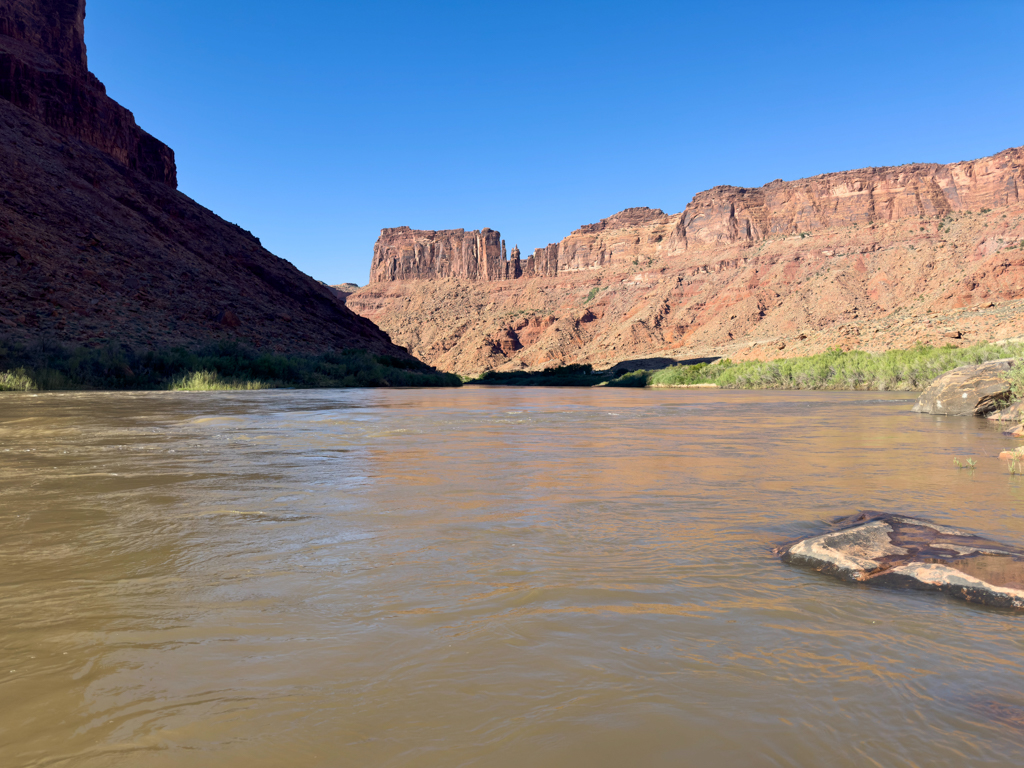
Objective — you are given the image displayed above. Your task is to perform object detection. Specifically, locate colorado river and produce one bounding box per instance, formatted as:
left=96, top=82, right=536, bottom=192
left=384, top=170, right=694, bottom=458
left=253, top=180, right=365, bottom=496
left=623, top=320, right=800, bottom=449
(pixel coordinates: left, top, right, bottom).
left=2, top=388, right=1023, bottom=767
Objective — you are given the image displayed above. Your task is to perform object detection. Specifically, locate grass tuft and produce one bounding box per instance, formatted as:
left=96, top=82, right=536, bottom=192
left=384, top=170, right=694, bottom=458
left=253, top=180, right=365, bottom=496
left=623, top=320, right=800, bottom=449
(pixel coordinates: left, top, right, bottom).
left=168, top=371, right=269, bottom=391
left=0, top=368, right=36, bottom=391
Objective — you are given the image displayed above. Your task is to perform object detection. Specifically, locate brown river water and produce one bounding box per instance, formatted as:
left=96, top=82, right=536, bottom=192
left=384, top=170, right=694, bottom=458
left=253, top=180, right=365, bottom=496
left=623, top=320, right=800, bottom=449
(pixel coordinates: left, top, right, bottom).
left=2, top=387, right=1024, bottom=767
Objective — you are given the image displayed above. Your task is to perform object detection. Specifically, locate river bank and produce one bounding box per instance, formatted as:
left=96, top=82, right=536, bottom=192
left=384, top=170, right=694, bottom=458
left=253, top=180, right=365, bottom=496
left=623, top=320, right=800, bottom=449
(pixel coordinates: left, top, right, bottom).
left=470, top=342, right=1024, bottom=396
left=0, top=340, right=462, bottom=391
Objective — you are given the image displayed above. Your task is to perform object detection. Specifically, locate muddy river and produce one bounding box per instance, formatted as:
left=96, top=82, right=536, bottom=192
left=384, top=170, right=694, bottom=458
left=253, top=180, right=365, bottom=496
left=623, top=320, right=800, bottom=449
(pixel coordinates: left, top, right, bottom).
left=2, top=388, right=1023, bottom=766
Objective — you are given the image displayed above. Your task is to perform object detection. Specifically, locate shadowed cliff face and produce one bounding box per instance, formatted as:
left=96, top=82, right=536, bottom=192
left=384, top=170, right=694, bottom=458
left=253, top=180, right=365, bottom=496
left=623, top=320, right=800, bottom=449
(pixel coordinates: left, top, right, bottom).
left=0, top=0, right=176, bottom=186
left=0, top=0, right=408, bottom=357
left=351, top=148, right=1024, bottom=374
left=0, top=0, right=88, bottom=77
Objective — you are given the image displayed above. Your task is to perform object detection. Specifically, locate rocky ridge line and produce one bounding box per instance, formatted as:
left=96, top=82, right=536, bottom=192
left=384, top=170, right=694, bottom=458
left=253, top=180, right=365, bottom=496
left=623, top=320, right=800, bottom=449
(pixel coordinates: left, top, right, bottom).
left=369, top=148, right=1022, bottom=284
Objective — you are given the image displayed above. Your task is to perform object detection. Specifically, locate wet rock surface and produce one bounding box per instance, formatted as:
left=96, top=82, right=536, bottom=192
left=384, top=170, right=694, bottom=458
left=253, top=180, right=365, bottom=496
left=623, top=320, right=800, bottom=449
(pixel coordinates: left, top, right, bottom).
left=778, top=512, right=1024, bottom=609
left=911, top=359, right=1016, bottom=416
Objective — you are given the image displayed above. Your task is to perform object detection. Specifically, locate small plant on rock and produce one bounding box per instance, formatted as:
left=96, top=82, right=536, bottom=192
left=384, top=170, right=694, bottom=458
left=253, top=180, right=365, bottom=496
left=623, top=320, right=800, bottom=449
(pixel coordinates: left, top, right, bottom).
left=1008, top=364, right=1024, bottom=401
left=1002, top=447, right=1024, bottom=476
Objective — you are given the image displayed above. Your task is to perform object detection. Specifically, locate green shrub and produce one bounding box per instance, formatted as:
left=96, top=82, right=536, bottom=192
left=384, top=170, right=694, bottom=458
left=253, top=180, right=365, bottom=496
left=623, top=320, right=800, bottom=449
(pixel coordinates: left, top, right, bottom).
left=603, top=370, right=649, bottom=387
left=0, top=339, right=461, bottom=391
left=602, top=342, right=1024, bottom=392
left=475, top=363, right=595, bottom=387
left=1008, top=363, right=1024, bottom=401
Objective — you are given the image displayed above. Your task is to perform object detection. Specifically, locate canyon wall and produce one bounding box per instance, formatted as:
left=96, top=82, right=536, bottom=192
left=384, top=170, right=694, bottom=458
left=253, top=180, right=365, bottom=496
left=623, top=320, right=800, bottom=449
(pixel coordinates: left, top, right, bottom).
left=372, top=227, right=511, bottom=282
left=368, top=148, right=1023, bottom=285
left=0, top=0, right=408, bottom=357
left=350, top=147, right=1024, bottom=374
left=0, top=0, right=177, bottom=185
left=682, top=149, right=1022, bottom=246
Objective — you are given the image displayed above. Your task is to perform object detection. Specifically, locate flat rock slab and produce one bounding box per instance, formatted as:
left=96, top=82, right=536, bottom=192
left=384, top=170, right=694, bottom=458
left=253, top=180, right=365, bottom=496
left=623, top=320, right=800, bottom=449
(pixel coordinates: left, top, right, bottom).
left=912, top=359, right=1015, bottom=416
left=778, top=513, right=1024, bottom=609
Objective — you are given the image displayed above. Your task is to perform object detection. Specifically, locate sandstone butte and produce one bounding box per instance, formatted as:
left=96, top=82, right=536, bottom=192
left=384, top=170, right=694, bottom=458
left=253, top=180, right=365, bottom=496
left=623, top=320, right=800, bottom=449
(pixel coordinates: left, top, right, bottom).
left=349, top=148, right=1024, bottom=375
left=0, top=0, right=406, bottom=357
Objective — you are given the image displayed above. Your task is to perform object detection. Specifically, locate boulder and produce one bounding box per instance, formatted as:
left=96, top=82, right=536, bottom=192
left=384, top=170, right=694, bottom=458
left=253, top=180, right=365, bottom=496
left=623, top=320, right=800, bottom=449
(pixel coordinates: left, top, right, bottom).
left=987, top=402, right=1024, bottom=422
left=911, top=359, right=1015, bottom=416
left=1005, top=424, right=1024, bottom=437
left=778, top=513, right=1024, bottom=609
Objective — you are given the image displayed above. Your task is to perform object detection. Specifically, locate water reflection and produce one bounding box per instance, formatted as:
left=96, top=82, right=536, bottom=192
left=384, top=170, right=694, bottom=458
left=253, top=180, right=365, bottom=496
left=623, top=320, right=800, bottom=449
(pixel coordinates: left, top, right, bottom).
left=1, top=388, right=1023, bottom=767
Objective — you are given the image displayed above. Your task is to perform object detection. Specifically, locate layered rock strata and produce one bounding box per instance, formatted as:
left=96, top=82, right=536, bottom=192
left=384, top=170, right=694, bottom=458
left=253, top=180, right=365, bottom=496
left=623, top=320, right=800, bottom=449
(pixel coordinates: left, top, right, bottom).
left=369, top=149, right=1023, bottom=284
left=351, top=147, right=1024, bottom=374
left=0, top=0, right=176, bottom=185
left=0, top=0, right=406, bottom=357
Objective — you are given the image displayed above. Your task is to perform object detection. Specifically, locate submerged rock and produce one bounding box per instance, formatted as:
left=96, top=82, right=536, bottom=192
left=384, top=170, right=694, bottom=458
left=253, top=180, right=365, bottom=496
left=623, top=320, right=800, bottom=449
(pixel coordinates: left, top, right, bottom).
left=912, top=359, right=1015, bottom=416
left=778, top=513, right=1024, bottom=609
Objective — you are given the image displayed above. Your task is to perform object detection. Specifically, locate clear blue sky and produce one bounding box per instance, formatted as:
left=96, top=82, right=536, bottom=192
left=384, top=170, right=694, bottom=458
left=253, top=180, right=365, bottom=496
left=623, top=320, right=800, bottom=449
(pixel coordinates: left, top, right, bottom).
left=86, top=1, right=1024, bottom=286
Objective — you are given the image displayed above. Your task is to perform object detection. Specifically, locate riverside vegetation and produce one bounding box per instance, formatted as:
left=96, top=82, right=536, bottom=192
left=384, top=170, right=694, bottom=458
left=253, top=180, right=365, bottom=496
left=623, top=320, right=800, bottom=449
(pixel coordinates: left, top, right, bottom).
left=607, top=342, right=1024, bottom=392
left=0, top=340, right=462, bottom=391
left=472, top=342, right=1024, bottom=393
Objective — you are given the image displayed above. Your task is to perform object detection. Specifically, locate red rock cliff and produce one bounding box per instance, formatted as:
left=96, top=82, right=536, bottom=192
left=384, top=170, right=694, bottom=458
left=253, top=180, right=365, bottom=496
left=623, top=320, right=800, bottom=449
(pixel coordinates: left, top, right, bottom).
left=369, top=148, right=1023, bottom=283
left=682, top=148, right=1023, bottom=246
left=371, top=227, right=511, bottom=282
left=0, top=0, right=176, bottom=185
left=351, top=146, right=1024, bottom=374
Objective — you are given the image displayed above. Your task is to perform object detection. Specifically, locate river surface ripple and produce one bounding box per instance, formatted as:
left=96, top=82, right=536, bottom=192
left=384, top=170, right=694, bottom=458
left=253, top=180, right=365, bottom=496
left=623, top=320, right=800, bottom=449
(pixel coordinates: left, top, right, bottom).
left=2, top=388, right=1024, bottom=767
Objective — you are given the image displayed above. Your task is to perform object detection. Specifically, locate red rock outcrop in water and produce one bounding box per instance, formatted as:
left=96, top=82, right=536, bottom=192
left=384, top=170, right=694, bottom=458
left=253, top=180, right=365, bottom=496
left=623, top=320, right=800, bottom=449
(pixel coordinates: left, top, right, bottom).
left=350, top=148, right=1024, bottom=373
left=0, top=0, right=407, bottom=356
